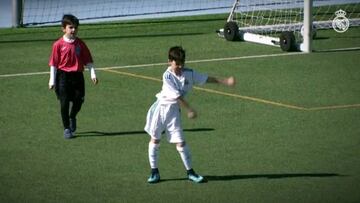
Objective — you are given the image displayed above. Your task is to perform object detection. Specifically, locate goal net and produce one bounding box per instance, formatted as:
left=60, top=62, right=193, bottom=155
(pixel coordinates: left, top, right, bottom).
left=21, top=0, right=233, bottom=26
left=217, top=0, right=360, bottom=52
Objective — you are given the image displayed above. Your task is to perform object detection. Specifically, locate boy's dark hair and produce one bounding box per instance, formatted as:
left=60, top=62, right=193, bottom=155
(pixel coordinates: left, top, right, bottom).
left=168, top=46, right=185, bottom=65
left=62, top=14, right=79, bottom=28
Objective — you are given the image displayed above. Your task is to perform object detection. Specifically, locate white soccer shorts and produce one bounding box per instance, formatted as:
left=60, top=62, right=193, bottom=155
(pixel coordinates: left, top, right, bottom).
left=144, top=100, right=184, bottom=143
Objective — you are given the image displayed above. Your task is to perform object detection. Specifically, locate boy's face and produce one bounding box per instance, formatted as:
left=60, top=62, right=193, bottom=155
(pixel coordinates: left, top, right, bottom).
left=169, top=60, right=184, bottom=70
left=62, top=24, right=78, bottom=39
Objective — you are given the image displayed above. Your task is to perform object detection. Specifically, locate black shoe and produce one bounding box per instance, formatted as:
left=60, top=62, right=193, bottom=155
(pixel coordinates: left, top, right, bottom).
left=70, top=118, right=76, bottom=133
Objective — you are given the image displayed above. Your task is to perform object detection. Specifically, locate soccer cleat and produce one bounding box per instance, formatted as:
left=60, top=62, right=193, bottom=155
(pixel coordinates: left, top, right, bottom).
left=187, top=169, right=204, bottom=183
left=147, top=168, right=160, bottom=183
left=188, top=173, right=204, bottom=183
left=69, top=118, right=77, bottom=133
left=64, top=128, right=74, bottom=139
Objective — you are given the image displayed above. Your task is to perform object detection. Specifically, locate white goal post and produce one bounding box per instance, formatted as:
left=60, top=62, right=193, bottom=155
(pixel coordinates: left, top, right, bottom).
left=217, top=0, right=360, bottom=52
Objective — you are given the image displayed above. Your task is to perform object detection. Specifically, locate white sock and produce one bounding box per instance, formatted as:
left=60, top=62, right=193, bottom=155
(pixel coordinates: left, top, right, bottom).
left=176, top=144, right=192, bottom=170
left=148, top=142, right=160, bottom=169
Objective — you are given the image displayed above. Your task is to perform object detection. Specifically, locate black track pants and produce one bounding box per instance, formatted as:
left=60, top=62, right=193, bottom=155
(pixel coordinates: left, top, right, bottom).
left=55, top=70, right=85, bottom=129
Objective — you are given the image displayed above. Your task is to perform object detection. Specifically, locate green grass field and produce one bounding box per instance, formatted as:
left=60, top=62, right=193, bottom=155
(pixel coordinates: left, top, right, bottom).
left=1, top=14, right=360, bottom=202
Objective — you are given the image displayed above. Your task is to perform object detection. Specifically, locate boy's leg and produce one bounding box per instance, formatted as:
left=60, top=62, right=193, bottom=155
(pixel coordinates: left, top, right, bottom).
left=69, top=95, right=83, bottom=119
left=148, top=140, right=160, bottom=169
left=166, top=104, right=191, bottom=169
left=69, top=73, right=85, bottom=132
left=69, top=73, right=84, bottom=119
left=69, top=99, right=83, bottom=119
left=144, top=101, right=164, bottom=183
left=176, top=142, right=192, bottom=170
left=58, top=86, right=73, bottom=139
left=148, top=139, right=160, bottom=183
left=166, top=104, right=204, bottom=182
left=176, top=142, right=205, bottom=183
left=69, top=97, right=83, bottom=133
left=59, top=98, right=70, bottom=129
left=56, top=71, right=71, bottom=130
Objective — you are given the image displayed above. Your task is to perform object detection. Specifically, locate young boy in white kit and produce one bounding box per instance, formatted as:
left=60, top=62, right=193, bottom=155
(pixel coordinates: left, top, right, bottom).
left=144, top=46, right=235, bottom=183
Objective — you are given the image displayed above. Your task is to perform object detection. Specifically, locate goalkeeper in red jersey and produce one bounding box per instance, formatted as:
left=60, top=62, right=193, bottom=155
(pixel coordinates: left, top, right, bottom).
left=48, top=14, right=98, bottom=139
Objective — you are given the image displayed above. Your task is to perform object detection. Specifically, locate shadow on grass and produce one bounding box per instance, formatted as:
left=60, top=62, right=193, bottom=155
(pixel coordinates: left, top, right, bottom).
left=204, top=173, right=344, bottom=181
left=314, top=47, right=360, bottom=53
left=159, top=173, right=344, bottom=183
left=75, top=128, right=215, bottom=137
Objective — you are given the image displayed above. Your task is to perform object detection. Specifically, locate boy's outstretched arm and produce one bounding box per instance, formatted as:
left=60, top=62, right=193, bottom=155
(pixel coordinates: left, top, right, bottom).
left=207, top=76, right=235, bottom=86
left=177, top=96, right=197, bottom=119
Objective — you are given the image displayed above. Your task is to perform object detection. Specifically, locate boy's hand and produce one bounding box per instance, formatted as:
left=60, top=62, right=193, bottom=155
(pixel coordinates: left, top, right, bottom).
left=49, top=85, right=54, bottom=90
left=226, top=76, right=236, bottom=86
left=187, top=109, right=197, bottom=119
left=92, top=78, right=99, bottom=85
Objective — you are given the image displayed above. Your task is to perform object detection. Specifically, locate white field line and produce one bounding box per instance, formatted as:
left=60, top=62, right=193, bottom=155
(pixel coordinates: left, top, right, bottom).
left=101, top=52, right=305, bottom=71
left=0, top=71, right=49, bottom=78
left=1, top=47, right=359, bottom=78
left=103, top=69, right=360, bottom=111
left=0, top=52, right=305, bottom=78
left=1, top=50, right=359, bottom=110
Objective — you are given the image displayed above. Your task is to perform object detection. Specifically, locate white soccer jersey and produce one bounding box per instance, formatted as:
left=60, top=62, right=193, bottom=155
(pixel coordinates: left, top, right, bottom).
left=156, top=67, right=208, bottom=104
left=145, top=66, right=208, bottom=142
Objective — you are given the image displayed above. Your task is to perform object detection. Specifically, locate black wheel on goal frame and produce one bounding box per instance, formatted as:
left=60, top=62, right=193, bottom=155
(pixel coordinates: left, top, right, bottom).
left=224, top=21, right=239, bottom=41
left=280, top=31, right=296, bottom=52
